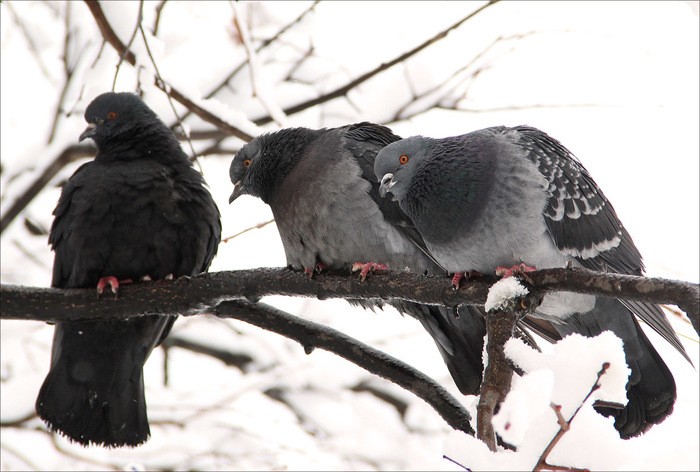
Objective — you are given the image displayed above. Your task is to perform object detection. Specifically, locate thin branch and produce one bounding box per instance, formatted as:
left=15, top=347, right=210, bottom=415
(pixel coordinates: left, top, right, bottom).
left=112, top=0, right=144, bottom=90
left=0, top=144, right=96, bottom=235
left=151, top=0, right=168, bottom=36
left=251, top=0, right=501, bottom=126
left=162, top=335, right=254, bottom=371
left=232, top=3, right=287, bottom=127
left=171, top=1, right=320, bottom=127
left=216, top=299, right=475, bottom=436
left=83, top=0, right=255, bottom=142
left=533, top=364, right=609, bottom=472
left=222, top=218, right=275, bottom=243
left=47, top=2, right=84, bottom=144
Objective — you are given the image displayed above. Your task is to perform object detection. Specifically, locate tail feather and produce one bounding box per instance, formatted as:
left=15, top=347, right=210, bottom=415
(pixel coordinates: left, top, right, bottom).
left=551, top=297, right=676, bottom=439
left=394, top=302, right=486, bottom=395
left=36, top=315, right=174, bottom=447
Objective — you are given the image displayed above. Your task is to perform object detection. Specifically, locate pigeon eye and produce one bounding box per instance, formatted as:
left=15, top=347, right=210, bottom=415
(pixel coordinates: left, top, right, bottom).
left=107, top=112, right=117, bottom=119
left=399, top=154, right=409, bottom=165
left=243, top=159, right=251, bottom=168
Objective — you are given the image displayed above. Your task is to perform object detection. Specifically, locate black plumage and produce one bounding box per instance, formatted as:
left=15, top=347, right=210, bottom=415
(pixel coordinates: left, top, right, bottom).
left=36, top=92, right=221, bottom=447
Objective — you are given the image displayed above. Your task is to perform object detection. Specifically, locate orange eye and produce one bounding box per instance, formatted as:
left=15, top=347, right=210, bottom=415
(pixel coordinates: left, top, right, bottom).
left=107, top=112, right=117, bottom=119
left=399, top=154, right=409, bottom=165
left=243, top=159, right=251, bottom=168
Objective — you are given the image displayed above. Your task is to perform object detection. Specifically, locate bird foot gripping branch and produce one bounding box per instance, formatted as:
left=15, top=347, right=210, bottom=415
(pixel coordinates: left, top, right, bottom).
left=96, top=276, right=134, bottom=298
left=495, top=263, right=538, bottom=279
left=351, top=262, right=388, bottom=282
left=304, top=263, right=327, bottom=278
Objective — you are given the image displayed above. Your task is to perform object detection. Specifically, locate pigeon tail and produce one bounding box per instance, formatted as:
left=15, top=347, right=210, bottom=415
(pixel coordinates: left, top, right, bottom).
left=399, top=302, right=486, bottom=395
left=36, top=316, right=173, bottom=447
left=553, top=297, right=676, bottom=439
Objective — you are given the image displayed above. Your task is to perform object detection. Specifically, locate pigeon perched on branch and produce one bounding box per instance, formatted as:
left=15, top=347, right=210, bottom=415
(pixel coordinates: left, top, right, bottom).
left=229, top=122, right=487, bottom=395
left=36, top=92, right=221, bottom=447
left=374, top=125, right=690, bottom=438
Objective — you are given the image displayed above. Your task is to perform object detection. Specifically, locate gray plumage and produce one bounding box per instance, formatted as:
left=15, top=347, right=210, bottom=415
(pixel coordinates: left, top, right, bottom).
left=374, top=125, right=689, bottom=438
left=229, top=122, right=487, bottom=395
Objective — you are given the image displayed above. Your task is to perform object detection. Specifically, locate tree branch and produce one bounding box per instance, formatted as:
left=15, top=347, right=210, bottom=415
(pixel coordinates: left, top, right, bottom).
left=84, top=0, right=255, bottom=142
left=0, top=143, right=96, bottom=235
left=215, top=299, right=475, bottom=436
left=251, top=0, right=501, bottom=126
left=2, top=268, right=696, bottom=334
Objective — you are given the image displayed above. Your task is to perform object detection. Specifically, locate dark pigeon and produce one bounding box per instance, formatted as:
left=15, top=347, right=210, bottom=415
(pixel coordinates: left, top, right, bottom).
left=229, top=122, right=487, bottom=396
left=36, top=92, right=222, bottom=447
left=374, top=125, right=690, bottom=439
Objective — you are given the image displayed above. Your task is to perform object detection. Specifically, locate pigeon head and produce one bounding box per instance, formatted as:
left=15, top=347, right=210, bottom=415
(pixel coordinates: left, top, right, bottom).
left=229, top=138, right=262, bottom=203
left=80, top=92, right=163, bottom=148
left=374, top=136, right=432, bottom=202
left=229, top=127, right=319, bottom=204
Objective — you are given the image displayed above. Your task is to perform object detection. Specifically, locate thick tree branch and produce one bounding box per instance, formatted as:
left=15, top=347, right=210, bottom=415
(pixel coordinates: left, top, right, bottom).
left=2, top=268, right=697, bottom=334
left=215, top=299, right=475, bottom=436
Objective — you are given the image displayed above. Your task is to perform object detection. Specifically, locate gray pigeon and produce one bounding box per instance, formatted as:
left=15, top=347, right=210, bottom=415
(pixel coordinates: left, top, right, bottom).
left=374, top=125, right=690, bottom=439
left=229, top=122, right=487, bottom=395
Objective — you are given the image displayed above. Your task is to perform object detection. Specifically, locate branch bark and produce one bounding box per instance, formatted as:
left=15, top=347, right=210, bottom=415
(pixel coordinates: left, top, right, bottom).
left=215, top=299, right=475, bottom=436
left=2, top=267, right=696, bottom=334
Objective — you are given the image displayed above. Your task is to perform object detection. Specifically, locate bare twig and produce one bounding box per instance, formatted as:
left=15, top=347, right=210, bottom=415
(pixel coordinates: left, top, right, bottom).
left=3, top=2, right=55, bottom=82
left=232, top=3, right=287, bottom=127
left=83, top=0, right=255, bottom=142
left=222, top=218, right=275, bottom=243
left=251, top=0, right=501, bottom=126
left=0, top=143, right=96, bottom=235
left=533, top=364, right=609, bottom=472
left=162, top=335, right=255, bottom=371
left=389, top=31, right=536, bottom=123
left=112, top=0, right=144, bottom=90
left=48, top=2, right=85, bottom=144
left=171, top=1, right=320, bottom=127
left=151, top=0, right=168, bottom=36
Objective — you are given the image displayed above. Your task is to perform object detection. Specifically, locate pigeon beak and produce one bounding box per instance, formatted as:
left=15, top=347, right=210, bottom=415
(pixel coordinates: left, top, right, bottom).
left=379, top=173, right=396, bottom=198
left=79, top=123, right=97, bottom=142
left=229, top=180, right=245, bottom=203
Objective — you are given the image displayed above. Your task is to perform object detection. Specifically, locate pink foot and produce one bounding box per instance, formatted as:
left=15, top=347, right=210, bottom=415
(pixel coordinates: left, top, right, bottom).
left=495, top=263, right=537, bottom=278
left=451, top=272, right=465, bottom=290
left=304, top=263, right=327, bottom=278
left=351, top=262, right=388, bottom=282
left=96, top=276, right=133, bottom=298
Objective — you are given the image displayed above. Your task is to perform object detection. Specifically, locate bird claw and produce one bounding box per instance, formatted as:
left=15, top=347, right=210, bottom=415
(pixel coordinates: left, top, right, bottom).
left=96, top=276, right=120, bottom=299
left=352, top=262, right=388, bottom=282
left=495, top=263, right=537, bottom=278
left=304, top=263, right=327, bottom=278
left=450, top=270, right=483, bottom=290
left=96, top=276, right=135, bottom=299
left=450, top=272, right=465, bottom=290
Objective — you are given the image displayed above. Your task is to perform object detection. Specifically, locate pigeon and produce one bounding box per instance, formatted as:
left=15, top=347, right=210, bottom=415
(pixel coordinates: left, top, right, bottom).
left=374, top=125, right=690, bottom=438
left=36, top=92, right=222, bottom=447
left=228, top=122, right=487, bottom=395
